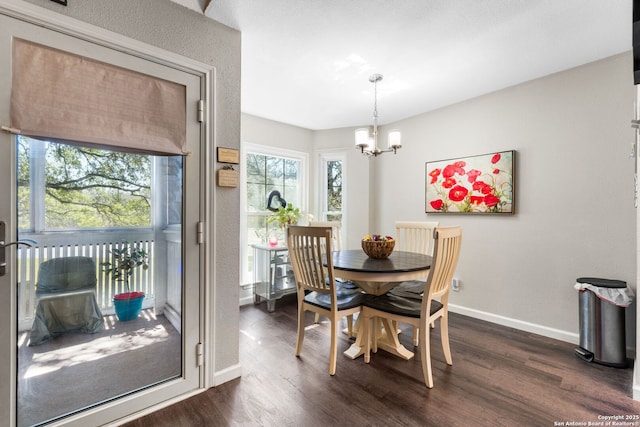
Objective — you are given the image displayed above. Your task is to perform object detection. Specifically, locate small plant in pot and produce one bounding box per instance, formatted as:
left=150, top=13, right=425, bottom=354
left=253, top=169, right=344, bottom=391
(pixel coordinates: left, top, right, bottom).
left=101, top=241, right=149, bottom=321
left=266, top=203, right=312, bottom=246
left=267, top=203, right=304, bottom=229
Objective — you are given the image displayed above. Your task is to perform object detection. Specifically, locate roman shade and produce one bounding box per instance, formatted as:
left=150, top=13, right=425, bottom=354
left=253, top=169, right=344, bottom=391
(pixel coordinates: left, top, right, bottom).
left=8, top=38, right=187, bottom=155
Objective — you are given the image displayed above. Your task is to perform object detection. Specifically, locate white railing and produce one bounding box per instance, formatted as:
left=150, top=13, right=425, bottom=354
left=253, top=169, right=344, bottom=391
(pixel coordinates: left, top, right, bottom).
left=16, top=230, right=156, bottom=331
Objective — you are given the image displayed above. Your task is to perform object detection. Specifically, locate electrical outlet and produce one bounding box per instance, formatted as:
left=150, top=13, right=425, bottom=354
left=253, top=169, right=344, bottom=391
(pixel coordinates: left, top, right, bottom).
left=451, top=278, right=460, bottom=292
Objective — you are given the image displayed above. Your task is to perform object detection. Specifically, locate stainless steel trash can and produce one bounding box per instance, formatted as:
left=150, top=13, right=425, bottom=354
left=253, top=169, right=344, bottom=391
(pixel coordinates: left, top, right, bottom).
left=575, top=277, right=627, bottom=368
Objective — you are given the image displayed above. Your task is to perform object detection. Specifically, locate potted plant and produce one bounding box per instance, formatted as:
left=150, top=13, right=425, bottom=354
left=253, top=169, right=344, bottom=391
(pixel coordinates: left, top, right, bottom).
left=267, top=203, right=304, bottom=229
left=101, top=241, right=149, bottom=321
left=266, top=203, right=312, bottom=246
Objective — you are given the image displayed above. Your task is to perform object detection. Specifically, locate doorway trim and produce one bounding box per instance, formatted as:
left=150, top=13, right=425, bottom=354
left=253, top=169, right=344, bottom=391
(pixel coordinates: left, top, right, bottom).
left=0, top=0, right=218, bottom=423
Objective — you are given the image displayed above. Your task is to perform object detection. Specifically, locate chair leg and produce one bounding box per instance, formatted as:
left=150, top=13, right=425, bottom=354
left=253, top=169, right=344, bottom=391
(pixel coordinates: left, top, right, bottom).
left=346, top=314, right=354, bottom=338
left=413, top=326, right=419, bottom=346
left=329, top=316, right=338, bottom=375
left=440, top=312, right=453, bottom=365
left=419, top=321, right=434, bottom=388
left=363, top=311, right=372, bottom=364
left=314, top=312, right=320, bottom=324
left=295, top=305, right=305, bottom=357
left=372, top=317, right=380, bottom=353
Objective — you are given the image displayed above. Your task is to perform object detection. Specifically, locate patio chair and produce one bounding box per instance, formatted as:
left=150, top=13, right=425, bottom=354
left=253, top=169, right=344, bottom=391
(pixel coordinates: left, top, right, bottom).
left=287, top=225, right=364, bottom=375
left=362, top=226, right=462, bottom=388
left=29, top=256, right=104, bottom=346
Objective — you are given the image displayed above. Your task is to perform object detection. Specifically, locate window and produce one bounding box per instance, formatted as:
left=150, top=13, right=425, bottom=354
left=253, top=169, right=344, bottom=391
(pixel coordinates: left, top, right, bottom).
left=319, top=152, right=345, bottom=223
left=18, top=136, right=153, bottom=231
left=241, top=143, right=307, bottom=284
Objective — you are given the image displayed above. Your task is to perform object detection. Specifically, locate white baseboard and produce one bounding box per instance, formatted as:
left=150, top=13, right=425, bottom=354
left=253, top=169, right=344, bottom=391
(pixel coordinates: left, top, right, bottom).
left=164, top=304, right=182, bottom=334
left=448, top=303, right=579, bottom=344
left=211, top=363, right=242, bottom=387
left=239, top=295, right=253, bottom=306
left=449, top=304, right=637, bottom=361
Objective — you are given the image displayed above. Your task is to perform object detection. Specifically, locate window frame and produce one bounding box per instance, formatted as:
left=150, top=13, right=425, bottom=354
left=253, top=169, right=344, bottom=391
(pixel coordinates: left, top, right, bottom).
left=317, top=149, right=347, bottom=241
left=240, top=142, right=308, bottom=285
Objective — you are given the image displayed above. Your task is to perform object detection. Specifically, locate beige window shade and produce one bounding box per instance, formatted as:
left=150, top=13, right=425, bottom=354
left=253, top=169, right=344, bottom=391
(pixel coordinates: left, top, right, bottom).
left=9, top=38, right=187, bottom=156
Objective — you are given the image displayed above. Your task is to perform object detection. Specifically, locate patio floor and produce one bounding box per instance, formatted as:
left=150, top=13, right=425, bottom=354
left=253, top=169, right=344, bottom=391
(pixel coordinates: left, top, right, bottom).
left=17, top=309, right=181, bottom=427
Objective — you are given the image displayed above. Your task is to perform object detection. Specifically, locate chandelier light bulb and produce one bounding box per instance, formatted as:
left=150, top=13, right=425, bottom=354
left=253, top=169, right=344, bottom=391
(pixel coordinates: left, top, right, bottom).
left=388, top=129, right=402, bottom=151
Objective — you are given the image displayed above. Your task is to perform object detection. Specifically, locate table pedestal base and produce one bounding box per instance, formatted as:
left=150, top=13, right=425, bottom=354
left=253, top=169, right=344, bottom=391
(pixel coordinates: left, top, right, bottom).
left=375, top=318, right=414, bottom=360
left=343, top=315, right=414, bottom=360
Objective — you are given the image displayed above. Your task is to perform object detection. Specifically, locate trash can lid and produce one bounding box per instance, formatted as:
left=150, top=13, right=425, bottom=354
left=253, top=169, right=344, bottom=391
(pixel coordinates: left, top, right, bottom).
left=576, top=277, right=627, bottom=289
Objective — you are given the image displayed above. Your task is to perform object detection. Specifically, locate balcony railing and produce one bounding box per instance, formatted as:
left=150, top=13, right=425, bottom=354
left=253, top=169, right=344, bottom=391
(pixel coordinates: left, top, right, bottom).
left=16, top=230, right=156, bottom=331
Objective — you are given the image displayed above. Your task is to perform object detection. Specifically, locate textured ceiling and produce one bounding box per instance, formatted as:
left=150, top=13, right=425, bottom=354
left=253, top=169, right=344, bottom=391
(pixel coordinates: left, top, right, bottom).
left=196, top=0, right=631, bottom=130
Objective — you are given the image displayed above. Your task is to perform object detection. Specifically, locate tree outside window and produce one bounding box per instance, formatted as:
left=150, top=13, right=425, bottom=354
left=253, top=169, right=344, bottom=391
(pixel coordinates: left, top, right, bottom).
left=243, top=151, right=302, bottom=281
left=245, top=152, right=300, bottom=241
left=18, top=136, right=152, bottom=231
left=325, top=160, right=342, bottom=222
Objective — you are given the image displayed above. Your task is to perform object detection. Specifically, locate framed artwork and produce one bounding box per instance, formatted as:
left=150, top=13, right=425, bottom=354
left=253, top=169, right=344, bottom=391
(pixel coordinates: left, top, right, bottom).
left=425, top=150, right=515, bottom=214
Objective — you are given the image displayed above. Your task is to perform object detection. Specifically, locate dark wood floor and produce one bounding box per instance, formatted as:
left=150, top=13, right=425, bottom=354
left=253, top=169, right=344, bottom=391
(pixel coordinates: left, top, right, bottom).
left=124, top=294, right=640, bottom=426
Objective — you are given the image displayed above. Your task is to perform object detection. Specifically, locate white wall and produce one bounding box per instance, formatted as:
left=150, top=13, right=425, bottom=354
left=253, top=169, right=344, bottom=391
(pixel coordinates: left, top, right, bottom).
left=372, top=52, right=637, bottom=347
left=242, top=113, right=314, bottom=153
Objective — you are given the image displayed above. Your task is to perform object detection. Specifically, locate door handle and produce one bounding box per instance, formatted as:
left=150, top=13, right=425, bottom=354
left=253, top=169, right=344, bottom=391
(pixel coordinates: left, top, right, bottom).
left=0, top=221, right=36, bottom=277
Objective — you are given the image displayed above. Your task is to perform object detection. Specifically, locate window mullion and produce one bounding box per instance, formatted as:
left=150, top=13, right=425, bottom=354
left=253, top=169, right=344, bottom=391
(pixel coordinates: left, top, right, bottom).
left=30, top=139, right=46, bottom=232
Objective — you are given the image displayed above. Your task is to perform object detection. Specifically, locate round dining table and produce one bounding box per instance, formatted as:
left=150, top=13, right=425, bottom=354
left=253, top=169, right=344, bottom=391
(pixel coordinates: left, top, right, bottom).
left=331, top=249, right=432, bottom=295
left=327, top=249, right=432, bottom=360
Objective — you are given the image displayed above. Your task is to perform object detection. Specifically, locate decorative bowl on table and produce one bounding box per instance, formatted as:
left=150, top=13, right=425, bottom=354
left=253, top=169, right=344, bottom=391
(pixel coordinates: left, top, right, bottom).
left=361, top=235, right=395, bottom=259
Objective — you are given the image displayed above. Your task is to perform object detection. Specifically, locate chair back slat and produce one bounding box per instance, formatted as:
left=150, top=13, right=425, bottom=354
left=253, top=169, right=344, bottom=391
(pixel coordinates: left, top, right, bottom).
left=423, top=226, right=462, bottom=304
left=309, top=221, right=342, bottom=251
left=395, top=221, right=439, bottom=255
left=287, top=226, right=335, bottom=296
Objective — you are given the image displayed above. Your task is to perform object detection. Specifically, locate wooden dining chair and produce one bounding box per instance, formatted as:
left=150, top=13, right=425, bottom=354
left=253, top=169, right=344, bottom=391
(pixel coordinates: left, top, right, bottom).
left=395, top=221, right=439, bottom=256
left=308, top=220, right=357, bottom=331
left=309, top=221, right=342, bottom=251
left=361, top=226, right=462, bottom=388
left=287, top=225, right=364, bottom=375
left=394, top=221, right=439, bottom=345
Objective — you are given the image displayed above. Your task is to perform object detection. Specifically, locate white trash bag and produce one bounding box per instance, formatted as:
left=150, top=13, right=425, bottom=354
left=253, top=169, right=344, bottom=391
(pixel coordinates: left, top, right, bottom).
left=574, top=277, right=634, bottom=307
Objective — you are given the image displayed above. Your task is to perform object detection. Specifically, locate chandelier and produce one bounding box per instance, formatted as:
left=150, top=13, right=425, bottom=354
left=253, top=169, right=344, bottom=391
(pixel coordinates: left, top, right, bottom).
left=355, top=74, right=402, bottom=157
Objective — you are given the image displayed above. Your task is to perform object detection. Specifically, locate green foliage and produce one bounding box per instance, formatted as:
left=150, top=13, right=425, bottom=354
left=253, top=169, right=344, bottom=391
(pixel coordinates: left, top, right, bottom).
left=18, top=137, right=151, bottom=229
left=245, top=153, right=300, bottom=212
left=326, top=160, right=342, bottom=212
left=101, top=241, right=149, bottom=292
left=266, top=204, right=303, bottom=228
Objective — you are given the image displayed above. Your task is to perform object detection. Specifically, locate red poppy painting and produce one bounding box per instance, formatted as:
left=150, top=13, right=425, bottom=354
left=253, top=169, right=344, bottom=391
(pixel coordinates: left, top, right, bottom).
left=425, top=150, right=515, bottom=214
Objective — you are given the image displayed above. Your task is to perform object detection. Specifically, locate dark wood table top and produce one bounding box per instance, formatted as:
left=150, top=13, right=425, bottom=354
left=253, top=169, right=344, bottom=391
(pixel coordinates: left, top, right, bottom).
left=330, top=250, right=432, bottom=273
